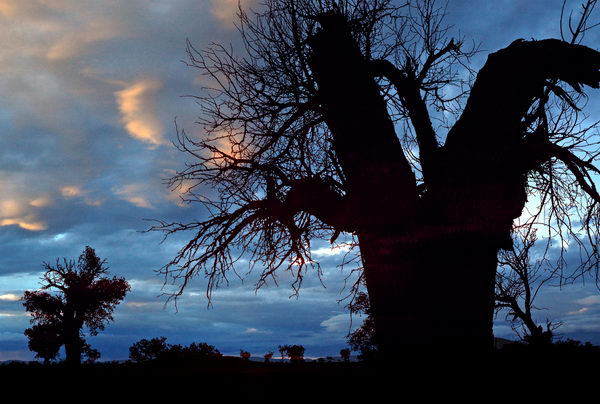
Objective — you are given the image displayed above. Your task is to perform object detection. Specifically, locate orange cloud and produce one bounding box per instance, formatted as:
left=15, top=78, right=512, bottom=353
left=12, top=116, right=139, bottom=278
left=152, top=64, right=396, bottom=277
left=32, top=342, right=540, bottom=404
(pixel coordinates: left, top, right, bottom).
left=29, top=196, right=53, bottom=207
left=115, top=79, right=165, bottom=147
left=0, top=198, right=47, bottom=231
left=115, top=184, right=154, bottom=209
left=166, top=179, right=197, bottom=207
left=211, top=0, right=255, bottom=28
left=0, top=217, right=47, bottom=231
left=60, top=185, right=84, bottom=199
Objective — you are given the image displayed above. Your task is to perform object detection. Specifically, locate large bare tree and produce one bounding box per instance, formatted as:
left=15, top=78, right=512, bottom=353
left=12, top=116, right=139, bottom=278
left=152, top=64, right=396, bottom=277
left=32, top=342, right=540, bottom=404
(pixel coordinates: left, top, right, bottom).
left=153, top=0, right=600, bottom=354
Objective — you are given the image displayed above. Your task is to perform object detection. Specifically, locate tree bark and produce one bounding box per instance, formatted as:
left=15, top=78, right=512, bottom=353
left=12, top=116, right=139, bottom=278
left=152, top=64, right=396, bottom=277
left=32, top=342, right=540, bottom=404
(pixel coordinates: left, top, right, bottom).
left=307, top=14, right=509, bottom=356
left=63, top=322, right=82, bottom=365
left=304, top=15, right=600, bottom=357
left=63, top=298, right=83, bottom=365
left=358, top=230, right=499, bottom=356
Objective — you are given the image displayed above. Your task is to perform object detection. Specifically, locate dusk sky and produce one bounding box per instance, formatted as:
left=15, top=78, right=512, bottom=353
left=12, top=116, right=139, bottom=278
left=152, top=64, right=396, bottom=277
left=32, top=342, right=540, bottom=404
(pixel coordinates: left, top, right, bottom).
left=1, top=0, right=600, bottom=361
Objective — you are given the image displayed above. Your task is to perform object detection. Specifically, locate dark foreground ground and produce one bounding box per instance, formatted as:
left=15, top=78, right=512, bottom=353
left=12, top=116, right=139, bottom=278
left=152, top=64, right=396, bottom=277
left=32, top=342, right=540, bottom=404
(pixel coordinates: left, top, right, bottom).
left=3, top=344, right=599, bottom=389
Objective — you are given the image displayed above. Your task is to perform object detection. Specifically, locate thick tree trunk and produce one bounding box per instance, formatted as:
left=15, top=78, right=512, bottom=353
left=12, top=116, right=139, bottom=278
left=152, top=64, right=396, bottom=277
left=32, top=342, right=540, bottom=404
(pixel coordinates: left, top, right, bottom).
left=63, top=304, right=82, bottom=365
left=359, top=228, right=500, bottom=356
left=305, top=14, right=600, bottom=358
left=307, top=13, right=504, bottom=355
left=63, top=326, right=82, bottom=365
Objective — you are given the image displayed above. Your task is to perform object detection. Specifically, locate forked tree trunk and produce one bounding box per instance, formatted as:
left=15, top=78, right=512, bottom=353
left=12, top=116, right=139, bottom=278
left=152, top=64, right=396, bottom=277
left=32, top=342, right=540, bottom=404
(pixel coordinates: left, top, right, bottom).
left=307, top=14, right=508, bottom=356
left=306, top=12, right=600, bottom=357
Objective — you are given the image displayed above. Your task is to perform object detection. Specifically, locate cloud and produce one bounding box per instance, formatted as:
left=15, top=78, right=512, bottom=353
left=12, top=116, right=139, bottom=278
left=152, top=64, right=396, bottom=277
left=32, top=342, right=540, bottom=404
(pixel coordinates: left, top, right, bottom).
left=312, top=245, right=351, bottom=258
left=125, top=301, right=160, bottom=309
left=320, top=313, right=351, bottom=333
left=166, top=179, right=197, bottom=207
left=566, top=307, right=589, bottom=316
left=114, top=184, right=154, bottom=209
left=243, top=327, right=270, bottom=334
left=115, top=79, right=165, bottom=147
left=575, top=296, right=600, bottom=306
left=0, top=196, right=47, bottom=232
left=60, top=185, right=85, bottom=199
left=46, top=18, right=124, bottom=61
left=60, top=185, right=103, bottom=207
left=29, top=196, right=52, bottom=208
left=211, top=0, right=254, bottom=28
left=0, top=293, right=20, bottom=301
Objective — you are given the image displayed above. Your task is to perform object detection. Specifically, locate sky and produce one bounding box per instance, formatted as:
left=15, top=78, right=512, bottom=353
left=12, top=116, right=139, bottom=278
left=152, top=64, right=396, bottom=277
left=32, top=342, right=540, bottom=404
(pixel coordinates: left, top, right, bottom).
left=0, top=0, right=599, bottom=361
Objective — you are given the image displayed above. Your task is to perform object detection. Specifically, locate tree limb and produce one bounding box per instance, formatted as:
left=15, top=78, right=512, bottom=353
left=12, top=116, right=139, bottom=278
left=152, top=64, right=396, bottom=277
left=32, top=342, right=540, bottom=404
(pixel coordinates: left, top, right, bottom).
left=370, top=58, right=439, bottom=184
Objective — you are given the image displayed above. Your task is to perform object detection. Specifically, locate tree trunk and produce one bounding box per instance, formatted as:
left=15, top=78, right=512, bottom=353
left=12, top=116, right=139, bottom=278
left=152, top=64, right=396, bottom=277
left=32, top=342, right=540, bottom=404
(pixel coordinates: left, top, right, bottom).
left=62, top=304, right=82, bottom=366
left=63, top=327, right=81, bottom=365
left=303, top=13, right=597, bottom=357
left=307, top=13, right=506, bottom=355
left=359, top=228, right=500, bottom=356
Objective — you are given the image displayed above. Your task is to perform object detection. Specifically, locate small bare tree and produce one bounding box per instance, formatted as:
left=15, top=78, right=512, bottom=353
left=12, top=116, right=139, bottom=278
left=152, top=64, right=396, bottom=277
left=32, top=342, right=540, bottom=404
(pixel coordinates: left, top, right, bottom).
left=495, top=228, right=562, bottom=345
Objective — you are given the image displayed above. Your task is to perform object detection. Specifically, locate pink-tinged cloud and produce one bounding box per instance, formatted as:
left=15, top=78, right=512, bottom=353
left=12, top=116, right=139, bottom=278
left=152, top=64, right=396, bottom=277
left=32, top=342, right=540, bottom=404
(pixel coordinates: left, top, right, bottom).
left=211, top=0, right=255, bottom=28
left=114, top=184, right=154, bottom=209
left=59, top=185, right=103, bottom=206
left=115, top=79, right=165, bottom=146
left=0, top=198, right=47, bottom=231
left=575, top=295, right=600, bottom=305
left=566, top=307, right=589, bottom=316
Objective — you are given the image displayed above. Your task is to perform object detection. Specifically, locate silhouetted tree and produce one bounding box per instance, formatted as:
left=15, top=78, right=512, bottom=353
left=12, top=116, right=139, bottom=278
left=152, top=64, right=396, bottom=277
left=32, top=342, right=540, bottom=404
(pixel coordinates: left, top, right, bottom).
left=240, top=349, right=251, bottom=360
left=184, top=342, right=222, bottom=358
left=278, top=345, right=287, bottom=361
left=24, top=323, right=62, bottom=364
left=154, top=0, right=600, bottom=354
left=81, top=341, right=101, bottom=364
left=264, top=351, right=274, bottom=362
left=340, top=348, right=351, bottom=362
left=278, top=344, right=305, bottom=362
left=128, top=338, right=222, bottom=363
left=495, top=228, right=561, bottom=345
left=129, top=336, right=169, bottom=362
left=23, top=246, right=130, bottom=365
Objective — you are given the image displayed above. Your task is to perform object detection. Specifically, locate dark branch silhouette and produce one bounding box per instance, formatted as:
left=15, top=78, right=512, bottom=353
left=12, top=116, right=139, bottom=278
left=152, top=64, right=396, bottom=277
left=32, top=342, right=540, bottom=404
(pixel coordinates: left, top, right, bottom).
left=495, top=228, right=562, bottom=345
left=152, top=0, right=600, bottom=354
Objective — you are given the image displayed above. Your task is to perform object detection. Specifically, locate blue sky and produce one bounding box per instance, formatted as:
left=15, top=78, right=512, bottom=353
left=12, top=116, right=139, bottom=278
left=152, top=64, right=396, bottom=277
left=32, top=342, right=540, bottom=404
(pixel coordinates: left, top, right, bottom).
left=0, top=0, right=599, bottom=361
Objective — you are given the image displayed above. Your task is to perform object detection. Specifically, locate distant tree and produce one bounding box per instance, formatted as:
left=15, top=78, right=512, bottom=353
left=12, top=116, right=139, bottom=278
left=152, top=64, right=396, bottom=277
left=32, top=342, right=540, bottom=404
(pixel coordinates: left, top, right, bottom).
left=129, top=338, right=222, bottom=363
left=129, top=337, right=169, bottom=363
left=278, top=344, right=305, bottom=362
left=278, top=345, right=287, bottom=361
left=184, top=342, right=222, bottom=358
left=264, top=351, right=274, bottom=362
left=339, top=348, right=351, bottom=362
left=240, top=350, right=251, bottom=360
left=23, top=246, right=130, bottom=365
